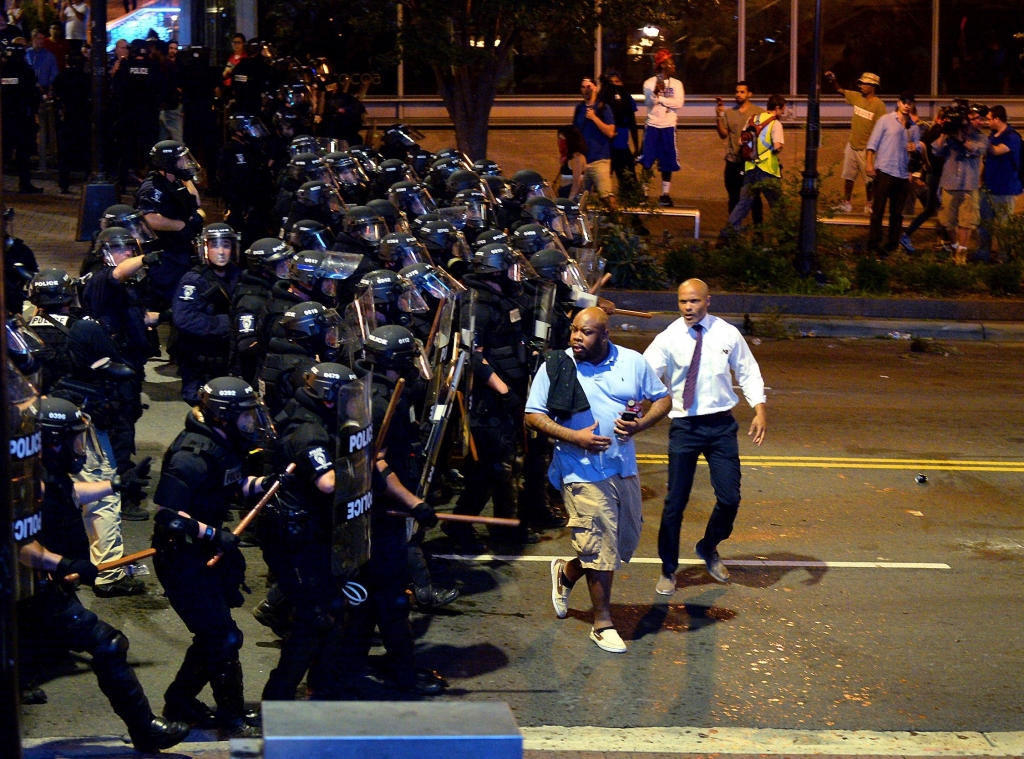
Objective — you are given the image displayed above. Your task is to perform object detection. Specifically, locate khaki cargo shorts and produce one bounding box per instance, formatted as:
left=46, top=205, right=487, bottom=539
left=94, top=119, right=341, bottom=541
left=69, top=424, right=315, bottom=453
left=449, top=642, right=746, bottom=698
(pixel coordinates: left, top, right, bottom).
left=562, top=474, right=643, bottom=571
left=940, top=188, right=980, bottom=230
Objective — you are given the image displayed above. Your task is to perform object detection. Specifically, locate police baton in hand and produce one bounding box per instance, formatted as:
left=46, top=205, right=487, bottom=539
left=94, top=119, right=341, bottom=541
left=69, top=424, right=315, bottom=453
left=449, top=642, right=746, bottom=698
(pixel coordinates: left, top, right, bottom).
left=385, top=510, right=520, bottom=528
left=63, top=547, right=156, bottom=583
left=207, top=462, right=298, bottom=568
left=371, top=377, right=405, bottom=462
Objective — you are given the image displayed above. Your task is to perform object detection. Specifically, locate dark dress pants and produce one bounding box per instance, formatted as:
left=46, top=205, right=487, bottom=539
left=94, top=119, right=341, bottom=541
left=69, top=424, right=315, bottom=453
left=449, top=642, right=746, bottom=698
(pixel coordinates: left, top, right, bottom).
left=725, top=160, right=762, bottom=223
left=868, top=170, right=909, bottom=254
left=658, top=413, right=741, bottom=576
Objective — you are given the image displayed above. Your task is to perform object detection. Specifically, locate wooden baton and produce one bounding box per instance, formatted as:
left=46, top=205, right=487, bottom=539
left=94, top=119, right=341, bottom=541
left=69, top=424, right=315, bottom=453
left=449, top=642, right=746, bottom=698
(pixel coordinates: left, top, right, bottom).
left=207, top=462, right=298, bottom=567
left=386, top=510, right=520, bottom=528
left=614, top=308, right=653, bottom=318
left=371, top=377, right=405, bottom=462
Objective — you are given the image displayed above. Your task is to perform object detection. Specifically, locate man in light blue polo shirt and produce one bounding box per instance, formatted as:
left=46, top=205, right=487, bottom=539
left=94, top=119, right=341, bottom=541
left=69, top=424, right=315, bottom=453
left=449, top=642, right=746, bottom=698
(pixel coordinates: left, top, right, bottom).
left=526, top=307, right=671, bottom=653
left=865, top=91, right=923, bottom=257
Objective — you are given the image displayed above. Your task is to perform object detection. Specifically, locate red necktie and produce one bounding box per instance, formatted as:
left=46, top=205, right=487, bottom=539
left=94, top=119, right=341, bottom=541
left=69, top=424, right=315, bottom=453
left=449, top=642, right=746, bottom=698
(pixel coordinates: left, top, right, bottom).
left=682, top=324, right=703, bottom=411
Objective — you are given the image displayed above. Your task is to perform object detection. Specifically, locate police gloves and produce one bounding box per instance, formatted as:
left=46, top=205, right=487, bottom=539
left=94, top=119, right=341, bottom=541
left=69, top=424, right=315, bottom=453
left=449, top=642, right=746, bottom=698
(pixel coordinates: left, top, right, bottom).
left=142, top=251, right=162, bottom=267
left=183, top=213, right=204, bottom=239
left=411, top=502, right=438, bottom=529
left=112, top=457, right=153, bottom=501
left=211, top=528, right=241, bottom=553
left=57, top=556, right=99, bottom=586
left=499, top=388, right=522, bottom=417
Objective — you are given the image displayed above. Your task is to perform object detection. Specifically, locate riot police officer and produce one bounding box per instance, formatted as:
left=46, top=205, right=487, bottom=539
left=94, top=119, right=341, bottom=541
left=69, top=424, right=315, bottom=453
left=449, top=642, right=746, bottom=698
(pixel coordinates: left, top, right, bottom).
left=359, top=268, right=430, bottom=336
left=0, top=41, right=42, bottom=193
left=449, top=243, right=539, bottom=547
left=335, top=325, right=446, bottom=696
left=26, top=269, right=80, bottom=392
left=282, top=180, right=346, bottom=235
left=218, top=113, right=273, bottom=247
left=336, top=205, right=388, bottom=255
left=366, top=198, right=411, bottom=235
left=324, top=151, right=370, bottom=206
left=152, top=378, right=275, bottom=737
left=135, top=140, right=205, bottom=308
left=230, top=237, right=296, bottom=383
left=16, top=398, right=190, bottom=752
left=173, top=224, right=242, bottom=403
left=3, top=207, right=38, bottom=313
left=259, top=362, right=354, bottom=699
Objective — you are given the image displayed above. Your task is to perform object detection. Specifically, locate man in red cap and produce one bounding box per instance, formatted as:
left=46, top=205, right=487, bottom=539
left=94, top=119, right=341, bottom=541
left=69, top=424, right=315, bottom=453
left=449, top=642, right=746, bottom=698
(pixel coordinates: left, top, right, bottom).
left=640, top=49, right=685, bottom=207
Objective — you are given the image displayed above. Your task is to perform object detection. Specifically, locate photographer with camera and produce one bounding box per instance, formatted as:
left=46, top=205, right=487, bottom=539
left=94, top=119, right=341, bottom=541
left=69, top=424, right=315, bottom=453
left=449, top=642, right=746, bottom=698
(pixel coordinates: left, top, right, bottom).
left=931, top=101, right=989, bottom=265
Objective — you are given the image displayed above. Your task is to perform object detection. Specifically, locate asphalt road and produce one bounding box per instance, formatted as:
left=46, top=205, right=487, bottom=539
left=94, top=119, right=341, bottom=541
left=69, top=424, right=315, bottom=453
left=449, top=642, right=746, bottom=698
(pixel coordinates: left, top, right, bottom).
left=18, top=332, right=1024, bottom=745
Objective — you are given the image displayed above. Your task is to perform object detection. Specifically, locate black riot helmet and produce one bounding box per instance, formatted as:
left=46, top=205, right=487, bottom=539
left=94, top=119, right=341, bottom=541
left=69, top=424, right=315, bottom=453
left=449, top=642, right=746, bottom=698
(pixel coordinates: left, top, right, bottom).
left=288, top=135, right=319, bottom=159
left=409, top=213, right=440, bottom=236
left=472, top=158, right=502, bottom=177
left=287, top=151, right=325, bottom=182
left=553, top=197, right=593, bottom=247
left=97, top=226, right=143, bottom=267
left=226, top=113, right=269, bottom=145
left=366, top=199, right=410, bottom=235
left=342, top=206, right=388, bottom=247
left=378, top=234, right=431, bottom=270
left=523, top=196, right=573, bottom=242
left=510, top=168, right=554, bottom=203
left=28, top=269, right=76, bottom=309
left=280, top=301, right=346, bottom=351
left=348, top=146, right=381, bottom=178
left=201, top=223, right=239, bottom=269
left=425, top=156, right=468, bottom=200
left=373, top=159, right=416, bottom=197
left=279, top=82, right=312, bottom=110
left=472, top=243, right=538, bottom=282
left=472, top=228, right=510, bottom=251
left=197, top=377, right=275, bottom=446
left=484, top=174, right=514, bottom=202
left=511, top=223, right=565, bottom=257
left=296, top=180, right=346, bottom=223
left=150, top=140, right=201, bottom=181
left=358, top=269, right=429, bottom=313
left=446, top=168, right=489, bottom=198
left=409, top=149, right=435, bottom=180
left=365, top=324, right=432, bottom=379
left=434, top=147, right=472, bottom=169
left=304, top=361, right=358, bottom=404
left=245, top=237, right=295, bottom=277
left=100, top=204, right=157, bottom=245
left=39, top=396, right=90, bottom=474
left=414, top=219, right=471, bottom=262
left=272, top=108, right=303, bottom=139
left=286, top=219, right=335, bottom=252
left=324, top=152, right=370, bottom=205
left=381, top=124, right=424, bottom=150
left=531, top=248, right=589, bottom=292
left=388, top=181, right=438, bottom=219
left=289, top=249, right=365, bottom=305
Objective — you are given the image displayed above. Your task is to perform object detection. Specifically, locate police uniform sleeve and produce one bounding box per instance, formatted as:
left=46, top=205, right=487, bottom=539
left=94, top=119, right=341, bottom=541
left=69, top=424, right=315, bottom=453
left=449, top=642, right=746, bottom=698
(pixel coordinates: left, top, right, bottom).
left=292, top=427, right=335, bottom=485
left=154, top=449, right=208, bottom=512
left=135, top=181, right=161, bottom=216
left=172, top=272, right=231, bottom=336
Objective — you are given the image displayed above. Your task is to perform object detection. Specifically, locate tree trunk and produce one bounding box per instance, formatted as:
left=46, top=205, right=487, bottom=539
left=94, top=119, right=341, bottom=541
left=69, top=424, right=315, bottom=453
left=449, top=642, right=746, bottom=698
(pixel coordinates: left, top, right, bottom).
left=434, top=59, right=502, bottom=160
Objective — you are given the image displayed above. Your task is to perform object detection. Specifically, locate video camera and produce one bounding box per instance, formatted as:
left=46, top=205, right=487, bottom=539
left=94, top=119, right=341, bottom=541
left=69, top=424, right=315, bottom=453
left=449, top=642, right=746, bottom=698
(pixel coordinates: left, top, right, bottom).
left=940, top=98, right=987, bottom=136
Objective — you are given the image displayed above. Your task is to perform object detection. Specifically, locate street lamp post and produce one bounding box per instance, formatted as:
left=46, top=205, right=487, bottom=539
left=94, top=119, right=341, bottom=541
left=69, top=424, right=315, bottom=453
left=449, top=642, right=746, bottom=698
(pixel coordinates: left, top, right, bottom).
left=796, top=0, right=823, bottom=278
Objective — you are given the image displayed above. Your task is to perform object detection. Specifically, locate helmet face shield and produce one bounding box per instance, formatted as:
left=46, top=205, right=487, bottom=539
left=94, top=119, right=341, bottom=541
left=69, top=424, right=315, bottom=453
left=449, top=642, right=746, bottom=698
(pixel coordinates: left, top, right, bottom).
left=568, top=215, right=593, bottom=246
left=119, top=214, right=157, bottom=244
left=307, top=165, right=341, bottom=194
left=438, top=205, right=469, bottom=231
left=545, top=208, right=573, bottom=239
left=335, top=163, right=368, bottom=187
left=235, top=400, right=275, bottom=445
left=402, top=264, right=466, bottom=301
left=451, top=231, right=472, bottom=261
left=464, top=199, right=491, bottom=228
left=345, top=284, right=378, bottom=343
left=349, top=219, right=388, bottom=245
left=204, top=232, right=238, bottom=267
left=396, top=281, right=430, bottom=314
left=315, top=251, right=363, bottom=281
left=507, top=250, right=539, bottom=282
left=389, top=186, right=436, bottom=217
left=562, top=260, right=589, bottom=291
left=526, top=184, right=555, bottom=201
left=102, top=238, right=143, bottom=267
left=174, top=149, right=202, bottom=181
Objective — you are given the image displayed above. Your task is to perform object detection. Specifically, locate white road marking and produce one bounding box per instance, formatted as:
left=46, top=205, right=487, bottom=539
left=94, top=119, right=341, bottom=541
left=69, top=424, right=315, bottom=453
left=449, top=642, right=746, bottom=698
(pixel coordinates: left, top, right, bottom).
left=435, top=554, right=951, bottom=570
left=521, top=726, right=1024, bottom=755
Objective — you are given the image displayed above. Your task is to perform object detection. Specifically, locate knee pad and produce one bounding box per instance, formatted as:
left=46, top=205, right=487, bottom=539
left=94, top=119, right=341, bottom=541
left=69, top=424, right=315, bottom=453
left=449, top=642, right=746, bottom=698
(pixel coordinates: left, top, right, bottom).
left=199, top=626, right=244, bottom=664
left=91, top=625, right=129, bottom=664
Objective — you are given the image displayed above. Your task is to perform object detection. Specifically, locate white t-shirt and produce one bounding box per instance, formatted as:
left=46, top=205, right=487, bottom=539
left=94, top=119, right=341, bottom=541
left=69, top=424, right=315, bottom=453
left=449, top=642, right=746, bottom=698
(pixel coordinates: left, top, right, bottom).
left=642, top=76, right=685, bottom=129
left=64, top=2, right=88, bottom=41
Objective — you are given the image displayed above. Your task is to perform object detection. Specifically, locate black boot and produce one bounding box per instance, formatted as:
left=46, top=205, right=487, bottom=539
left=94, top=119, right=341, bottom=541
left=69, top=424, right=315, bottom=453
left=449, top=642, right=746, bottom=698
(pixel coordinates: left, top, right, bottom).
left=163, top=644, right=216, bottom=729
left=91, top=629, right=191, bottom=751
left=252, top=596, right=292, bottom=639
left=408, top=546, right=460, bottom=609
left=208, top=660, right=261, bottom=738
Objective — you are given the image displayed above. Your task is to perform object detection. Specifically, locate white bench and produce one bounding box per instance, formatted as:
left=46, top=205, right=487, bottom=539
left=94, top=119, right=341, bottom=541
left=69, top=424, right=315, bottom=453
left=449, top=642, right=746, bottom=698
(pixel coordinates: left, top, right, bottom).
left=620, top=206, right=701, bottom=238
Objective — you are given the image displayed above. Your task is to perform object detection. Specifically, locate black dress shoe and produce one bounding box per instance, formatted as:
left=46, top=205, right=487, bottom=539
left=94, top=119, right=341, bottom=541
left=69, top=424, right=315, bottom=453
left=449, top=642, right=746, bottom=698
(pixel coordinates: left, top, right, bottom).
left=414, top=585, right=460, bottom=609
left=130, top=716, right=191, bottom=752
left=121, top=501, right=151, bottom=521
left=21, top=686, right=47, bottom=704
left=164, top=697, right=217, bottom=729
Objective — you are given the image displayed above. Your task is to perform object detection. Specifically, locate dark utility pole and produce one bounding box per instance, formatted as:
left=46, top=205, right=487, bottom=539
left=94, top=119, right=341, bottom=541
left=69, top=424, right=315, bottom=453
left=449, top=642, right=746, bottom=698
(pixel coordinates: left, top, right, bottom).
left=796, top=0, right=824, bottom=277
left=78, top=0, right=119, bottom=241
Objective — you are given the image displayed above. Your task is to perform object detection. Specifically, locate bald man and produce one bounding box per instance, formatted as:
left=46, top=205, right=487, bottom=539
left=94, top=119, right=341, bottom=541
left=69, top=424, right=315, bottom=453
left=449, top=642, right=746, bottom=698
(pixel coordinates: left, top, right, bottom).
left=643, top=280, right=766, bottom=594
left=526, top=307, right=671, bottom=653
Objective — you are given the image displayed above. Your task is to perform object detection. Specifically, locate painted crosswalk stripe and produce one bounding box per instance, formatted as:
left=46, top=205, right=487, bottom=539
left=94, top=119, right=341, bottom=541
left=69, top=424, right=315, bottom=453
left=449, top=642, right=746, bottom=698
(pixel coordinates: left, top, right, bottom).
left=434, top=554, right=951, bottom=570
left=634, top=453, right=1024, bottom=473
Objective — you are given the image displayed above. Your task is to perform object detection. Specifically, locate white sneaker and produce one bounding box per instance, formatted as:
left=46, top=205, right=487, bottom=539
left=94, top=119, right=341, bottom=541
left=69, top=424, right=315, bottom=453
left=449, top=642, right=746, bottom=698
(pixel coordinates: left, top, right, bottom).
left=834, top=200, right=853, bottom=214
left=550, top=558, right=570, bottom=619
left=590, top=627, right=627, bottom=653
left=863, top=204, right=873, bottom=215
left=655, top=574, right=676, bottom=595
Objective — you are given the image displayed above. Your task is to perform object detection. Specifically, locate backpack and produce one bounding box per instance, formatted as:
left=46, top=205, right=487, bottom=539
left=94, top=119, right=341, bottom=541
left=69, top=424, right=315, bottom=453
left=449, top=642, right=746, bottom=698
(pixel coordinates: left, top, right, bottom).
left=739, top=114, right=776, bottom=163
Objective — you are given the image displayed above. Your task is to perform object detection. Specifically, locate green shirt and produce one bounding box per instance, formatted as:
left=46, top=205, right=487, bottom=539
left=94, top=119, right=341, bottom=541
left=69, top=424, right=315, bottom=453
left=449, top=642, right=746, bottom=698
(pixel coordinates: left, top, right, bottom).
left=843, top=90, right=888, bottom=151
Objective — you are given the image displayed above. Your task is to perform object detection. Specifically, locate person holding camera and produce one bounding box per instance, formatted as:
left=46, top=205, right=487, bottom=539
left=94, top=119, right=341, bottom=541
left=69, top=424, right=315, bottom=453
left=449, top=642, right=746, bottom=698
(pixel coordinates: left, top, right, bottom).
left=864, top=91, right=924, bottom=257
left=931, top=103, right=989, bottom=264
left=977, top=105, right=1022, bottom=263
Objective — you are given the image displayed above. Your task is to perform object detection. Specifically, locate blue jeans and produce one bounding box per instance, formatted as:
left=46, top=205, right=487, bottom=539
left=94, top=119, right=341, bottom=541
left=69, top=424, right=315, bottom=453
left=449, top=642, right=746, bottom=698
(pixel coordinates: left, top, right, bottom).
left=658, top=414, right=742, bottom=576
left=723, top=168, right=781, bottom=234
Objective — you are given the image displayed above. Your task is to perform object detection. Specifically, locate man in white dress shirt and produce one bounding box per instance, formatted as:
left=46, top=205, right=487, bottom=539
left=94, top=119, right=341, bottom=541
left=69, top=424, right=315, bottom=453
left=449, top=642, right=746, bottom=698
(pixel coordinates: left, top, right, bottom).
left=642, top=279, right=767, bottom=594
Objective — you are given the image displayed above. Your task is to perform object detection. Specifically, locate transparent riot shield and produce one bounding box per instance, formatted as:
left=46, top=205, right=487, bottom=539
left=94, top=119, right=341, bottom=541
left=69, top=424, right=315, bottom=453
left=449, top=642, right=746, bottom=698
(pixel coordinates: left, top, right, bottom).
left=332, top=370, right=373, bottom=577
left=8, top=358, right=42, bottom=600
left=531, top=280, right=557, bottom=348
left=344, top=283, right=378, bottom=345
left=574, top=246, right=606, bottom=290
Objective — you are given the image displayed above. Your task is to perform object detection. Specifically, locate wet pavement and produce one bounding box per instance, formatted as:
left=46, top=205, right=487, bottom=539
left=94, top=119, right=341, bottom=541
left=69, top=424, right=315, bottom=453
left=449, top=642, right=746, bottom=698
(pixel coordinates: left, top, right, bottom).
left=17, top=333, right=1024, bottom=756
